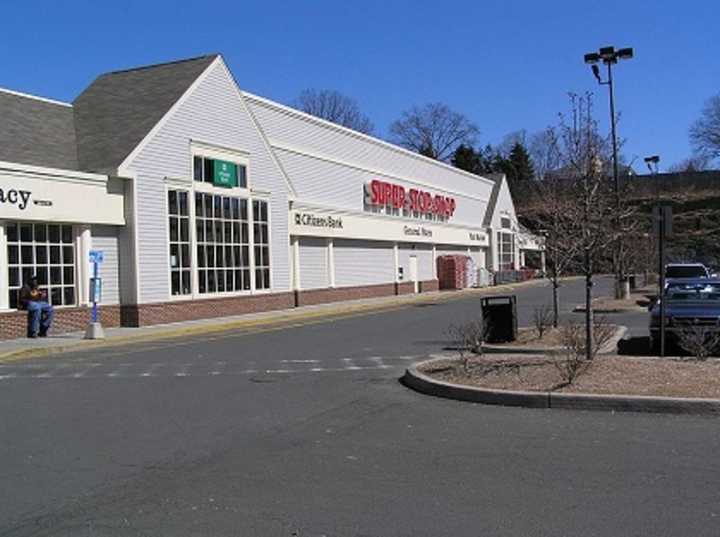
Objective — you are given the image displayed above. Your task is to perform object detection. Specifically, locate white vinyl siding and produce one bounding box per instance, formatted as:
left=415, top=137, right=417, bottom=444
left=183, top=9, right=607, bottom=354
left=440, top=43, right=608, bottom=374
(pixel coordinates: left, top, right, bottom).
left=333, top=239, right=394, bottom=287
left=246, top=94, right=495, bottom=200
left=90, top=225, right=120, bottom=305
left=270, top=147, right=487, bottom=227
left=125, top=61, right=290, bottom=303
left=470, top=247, right=486, bottom=270
left=298, top=237, right=328, bottom=289
left=398, top=244, right=434, bottom=282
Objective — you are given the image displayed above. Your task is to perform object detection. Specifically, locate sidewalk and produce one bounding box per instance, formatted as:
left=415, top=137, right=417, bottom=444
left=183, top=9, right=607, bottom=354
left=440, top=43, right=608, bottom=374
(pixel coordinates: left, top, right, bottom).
left=0, top=278, right=551, bottom=362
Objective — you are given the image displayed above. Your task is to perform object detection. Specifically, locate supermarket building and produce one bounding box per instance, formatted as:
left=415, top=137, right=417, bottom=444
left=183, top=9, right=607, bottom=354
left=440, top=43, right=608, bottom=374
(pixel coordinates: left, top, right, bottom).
left=0, top=54, right=541, bottom=339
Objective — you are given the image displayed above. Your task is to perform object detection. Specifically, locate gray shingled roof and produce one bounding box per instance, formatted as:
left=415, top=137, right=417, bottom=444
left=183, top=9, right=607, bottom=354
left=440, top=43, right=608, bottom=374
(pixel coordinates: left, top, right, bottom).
left=73, top=54, right=219, bottom=173
left=0, top=90, right=79, bottom=170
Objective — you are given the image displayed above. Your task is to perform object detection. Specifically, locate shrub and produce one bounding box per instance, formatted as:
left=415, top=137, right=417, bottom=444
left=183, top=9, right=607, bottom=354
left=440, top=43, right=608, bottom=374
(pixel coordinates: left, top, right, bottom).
left=533, top=305, right=554, bottom=339
left=676, top=325, right=720, bottom=361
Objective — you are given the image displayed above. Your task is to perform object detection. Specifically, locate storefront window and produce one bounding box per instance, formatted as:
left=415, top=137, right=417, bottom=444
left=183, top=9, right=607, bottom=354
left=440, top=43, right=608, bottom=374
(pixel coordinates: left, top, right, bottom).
left=498, top=231, right=515, bottom=271
left=253, top=200, right=271, bottom=290
left=195, top=192, right=251, bottom=294
left=6, top=222, right=75, bottom=308
left=168, top=190, right=191, bottom=295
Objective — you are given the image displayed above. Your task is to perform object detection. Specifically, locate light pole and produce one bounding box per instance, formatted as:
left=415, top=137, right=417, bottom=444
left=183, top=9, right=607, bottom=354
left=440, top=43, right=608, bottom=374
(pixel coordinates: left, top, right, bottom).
left=584, top=46, right=634, bottom=298
left=645, top=154, right=667, bottom=357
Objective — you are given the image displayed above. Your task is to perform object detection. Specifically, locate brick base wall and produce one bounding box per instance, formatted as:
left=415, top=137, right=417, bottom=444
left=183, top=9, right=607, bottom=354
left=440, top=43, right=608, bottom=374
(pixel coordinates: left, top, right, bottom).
left=121, top=292, right=296, bottom=327
left=295, top=283, right=396, bottom=308
left=396, top=281, right=415, bottom=295
left=0, top=305, right=122, bottom=340
left=420, top=279, right=439, bottom=292
left=0, top=280, right=442, bottom=340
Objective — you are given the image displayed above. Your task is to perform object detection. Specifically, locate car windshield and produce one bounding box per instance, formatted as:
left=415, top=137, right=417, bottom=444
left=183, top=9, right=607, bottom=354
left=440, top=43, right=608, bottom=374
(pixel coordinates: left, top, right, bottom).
left=665, top=283, right=720, bottom=302
left=666, top=266, right=707, bottom=278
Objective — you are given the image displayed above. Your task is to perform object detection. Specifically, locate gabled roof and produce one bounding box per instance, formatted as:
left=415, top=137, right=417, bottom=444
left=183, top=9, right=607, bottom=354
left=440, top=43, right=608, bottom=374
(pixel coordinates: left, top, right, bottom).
left=0, top=88, right=79, bottom=170
left=73, top=54, right=219, bottom=173
left=482, top=173, right=505, bottom=227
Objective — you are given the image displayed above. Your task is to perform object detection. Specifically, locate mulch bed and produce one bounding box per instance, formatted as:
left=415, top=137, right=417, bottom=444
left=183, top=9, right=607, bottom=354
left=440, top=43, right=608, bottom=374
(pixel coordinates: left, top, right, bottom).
left=502, top=327, right=566, bottom=347
left=420, top=355, right=720, bottom=399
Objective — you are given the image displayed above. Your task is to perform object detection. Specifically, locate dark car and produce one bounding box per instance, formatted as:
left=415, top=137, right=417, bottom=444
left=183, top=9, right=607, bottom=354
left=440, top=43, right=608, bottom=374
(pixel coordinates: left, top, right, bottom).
left=649, top=279, right=720, bottom=352
left=665, top=263, right=710, bottom=280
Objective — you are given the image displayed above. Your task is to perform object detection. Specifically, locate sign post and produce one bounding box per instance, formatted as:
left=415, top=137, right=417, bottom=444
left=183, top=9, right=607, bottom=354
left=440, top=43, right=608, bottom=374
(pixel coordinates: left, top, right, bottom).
left=653, top=204, right=672, bottom=357
left=84, top=250, right=105, bottom=340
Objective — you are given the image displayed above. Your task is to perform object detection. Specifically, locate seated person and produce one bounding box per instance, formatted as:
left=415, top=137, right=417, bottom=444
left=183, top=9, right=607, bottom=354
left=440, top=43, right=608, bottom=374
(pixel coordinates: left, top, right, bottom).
left=19, top=277, right=54, bottom=338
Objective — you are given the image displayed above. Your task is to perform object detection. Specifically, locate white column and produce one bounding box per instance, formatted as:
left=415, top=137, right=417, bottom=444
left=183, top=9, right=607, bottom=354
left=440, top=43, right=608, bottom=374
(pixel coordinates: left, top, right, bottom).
left=327, top=238, right=335, bottom=288
left=292, top=236, right=301, bottom=291
left=0, top=222, right=8, bottom=309
left=541, top=250, right=547, bottom=273
left=432, top=244, right=437, bottom=278
left=393, top=242, right=400, bottom=282
left=76, top=225, right=92, bottom=306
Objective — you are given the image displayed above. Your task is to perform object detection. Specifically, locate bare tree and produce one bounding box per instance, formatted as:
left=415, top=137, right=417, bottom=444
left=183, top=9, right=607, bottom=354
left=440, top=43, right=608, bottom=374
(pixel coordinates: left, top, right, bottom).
left=294, top=89, right=374, bottom=134
left=676, top=326, right=720, bottom=360
left=528, top=127, right=562, bottom=180
left=389, top=103, right=479, bottom=161
left=533, top=305, right=553, bottom=339
left=690, top=93, right=720, bottom=162
left=446, top=320, right=486, bottom=373
left=554, top=318, right=615, bottom=386
left=667, top=155, right=712, bottom=173
left=557, top=93, right=619, bottom=359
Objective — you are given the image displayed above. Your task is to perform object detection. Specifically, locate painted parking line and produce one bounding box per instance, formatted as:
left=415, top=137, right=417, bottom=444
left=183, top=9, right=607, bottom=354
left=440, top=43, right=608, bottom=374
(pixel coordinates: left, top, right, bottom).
left=0, top=355, right=417, bottom=381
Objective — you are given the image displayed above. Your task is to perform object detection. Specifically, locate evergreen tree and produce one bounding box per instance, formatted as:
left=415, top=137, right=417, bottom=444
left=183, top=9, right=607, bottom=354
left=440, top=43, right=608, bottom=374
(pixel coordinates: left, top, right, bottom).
left=505, top=142, right=535, bottom=197
left=451, top=144, right=481, bottom=173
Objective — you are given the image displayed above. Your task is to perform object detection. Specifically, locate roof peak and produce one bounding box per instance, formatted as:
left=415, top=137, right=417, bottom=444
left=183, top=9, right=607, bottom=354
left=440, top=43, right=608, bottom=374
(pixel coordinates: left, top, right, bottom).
left=102, top=53, right=220, bottom=76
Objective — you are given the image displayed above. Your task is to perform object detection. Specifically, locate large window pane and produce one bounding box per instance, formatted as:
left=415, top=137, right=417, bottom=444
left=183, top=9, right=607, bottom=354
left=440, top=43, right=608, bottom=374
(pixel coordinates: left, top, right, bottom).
left=6, top=223, right=76, bottom=308
left=193, top=193, right=261, bottom=294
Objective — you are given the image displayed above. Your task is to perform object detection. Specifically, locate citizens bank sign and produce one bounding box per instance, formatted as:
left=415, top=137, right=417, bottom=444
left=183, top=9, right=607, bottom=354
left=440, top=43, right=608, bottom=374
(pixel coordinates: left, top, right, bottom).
left=294, top=212, right=344, bottom=229
left=289, top=207, right=488, bottom=247
left=364, top=180, right=456, bottom=219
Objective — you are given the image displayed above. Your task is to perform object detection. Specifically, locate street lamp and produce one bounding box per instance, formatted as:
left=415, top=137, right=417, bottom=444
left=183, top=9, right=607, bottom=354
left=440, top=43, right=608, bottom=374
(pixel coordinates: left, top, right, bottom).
left=644, top=154, right=660, bottom=175
left=584, top=45, right=634, bottom=298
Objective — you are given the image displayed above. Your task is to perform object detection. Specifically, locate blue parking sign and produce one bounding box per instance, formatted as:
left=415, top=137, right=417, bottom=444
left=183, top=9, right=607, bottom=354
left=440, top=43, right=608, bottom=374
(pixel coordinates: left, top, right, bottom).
left=89, top=250, right=104, bottom=264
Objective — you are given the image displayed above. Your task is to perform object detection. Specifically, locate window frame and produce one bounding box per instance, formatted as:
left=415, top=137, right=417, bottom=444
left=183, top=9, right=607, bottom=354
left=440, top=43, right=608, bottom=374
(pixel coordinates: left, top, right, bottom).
left=167, top=188, right=193, bottom=298
left=3, top=221, right=79, bottom=310
left=164, top=149, right=272, bottom=301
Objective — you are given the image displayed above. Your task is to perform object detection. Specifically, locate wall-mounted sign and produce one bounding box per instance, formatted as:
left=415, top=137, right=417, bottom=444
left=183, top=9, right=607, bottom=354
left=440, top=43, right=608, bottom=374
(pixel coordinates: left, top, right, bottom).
left=289, top=207, right=488, bottom=247
left=213, top=159, right=238, bottom=188
left=365, top=180, right=456, bottom=219
left=0, top=188, right=32, bottom=210
left=294, top=212, right=344, bottom=229
left=1, top=170, right=124, bottom=225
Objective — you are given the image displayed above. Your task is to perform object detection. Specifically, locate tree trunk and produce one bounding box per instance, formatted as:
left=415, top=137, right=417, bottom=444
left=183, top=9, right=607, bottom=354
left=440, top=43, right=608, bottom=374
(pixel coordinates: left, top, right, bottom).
left=552, top=278, right=560, bottom=328
left=585, top=249, right=593, bottom=361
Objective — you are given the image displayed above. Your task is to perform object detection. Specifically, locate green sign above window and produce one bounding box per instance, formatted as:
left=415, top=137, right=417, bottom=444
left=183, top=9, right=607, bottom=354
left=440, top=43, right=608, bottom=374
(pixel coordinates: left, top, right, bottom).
left=213, top=159, right=238, bottom=188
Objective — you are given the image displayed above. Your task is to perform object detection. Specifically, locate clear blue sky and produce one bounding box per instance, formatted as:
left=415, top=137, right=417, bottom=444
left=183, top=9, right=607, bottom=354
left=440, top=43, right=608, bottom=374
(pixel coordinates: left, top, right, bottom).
left=2, top=0, right=717, bottom=171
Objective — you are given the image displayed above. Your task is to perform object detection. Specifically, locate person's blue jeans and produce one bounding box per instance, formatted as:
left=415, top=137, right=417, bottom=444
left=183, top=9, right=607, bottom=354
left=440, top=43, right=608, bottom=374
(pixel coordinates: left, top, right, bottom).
left=27, top=301, right=54, bottom=337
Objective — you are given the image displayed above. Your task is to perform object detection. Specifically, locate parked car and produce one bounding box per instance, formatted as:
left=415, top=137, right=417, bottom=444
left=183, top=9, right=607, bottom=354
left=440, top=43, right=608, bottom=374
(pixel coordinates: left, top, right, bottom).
left=665, top=263, right=710, bottom=280
left=649, top=279, right=720, bottom=352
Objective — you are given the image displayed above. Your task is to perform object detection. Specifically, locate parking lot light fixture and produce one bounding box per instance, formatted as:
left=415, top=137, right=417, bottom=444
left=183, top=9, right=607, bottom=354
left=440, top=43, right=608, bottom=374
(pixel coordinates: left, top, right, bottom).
left=583, top=44, right=634, bottom=298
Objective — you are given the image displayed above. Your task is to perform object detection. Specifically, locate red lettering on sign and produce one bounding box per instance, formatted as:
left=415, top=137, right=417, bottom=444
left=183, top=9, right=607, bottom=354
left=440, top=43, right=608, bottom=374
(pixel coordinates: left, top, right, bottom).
left=366, top=180, right=455, bottom=219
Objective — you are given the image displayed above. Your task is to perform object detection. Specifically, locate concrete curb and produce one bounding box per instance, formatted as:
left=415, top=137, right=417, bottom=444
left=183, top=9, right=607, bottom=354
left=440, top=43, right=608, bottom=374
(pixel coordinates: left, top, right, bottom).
left=402, top=358, right=720, bottom=415
left=0, top=278, right=552, bottom=363
left=482, top=326, right=628, bottom=356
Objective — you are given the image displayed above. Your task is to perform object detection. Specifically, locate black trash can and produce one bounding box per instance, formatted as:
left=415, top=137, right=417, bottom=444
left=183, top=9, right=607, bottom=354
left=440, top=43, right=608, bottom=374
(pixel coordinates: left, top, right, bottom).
left=481, top=295, right=518, bottom=343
